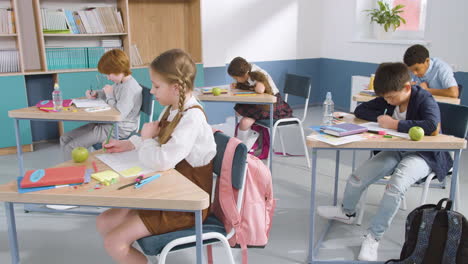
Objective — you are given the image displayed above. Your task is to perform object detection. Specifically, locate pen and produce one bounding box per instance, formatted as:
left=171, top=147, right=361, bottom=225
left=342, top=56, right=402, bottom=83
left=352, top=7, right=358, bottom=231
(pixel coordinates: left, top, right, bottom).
left=135, top=174, right=161, bottom=189
left=92, top=161, right=98, bottom=173
left=383, top=109, right=388, bottom=116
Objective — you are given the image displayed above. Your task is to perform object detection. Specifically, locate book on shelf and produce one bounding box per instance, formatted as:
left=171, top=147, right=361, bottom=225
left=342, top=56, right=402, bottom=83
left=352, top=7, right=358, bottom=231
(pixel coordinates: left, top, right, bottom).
left=41, top=7, right=124, bottom=34
left=130, top=44, right=144, bottom=66
left=0, top=49, right=20, bottom=73
left=0, top=8, right=16, bottom=34
left=45, top=46, right=122, bottom=70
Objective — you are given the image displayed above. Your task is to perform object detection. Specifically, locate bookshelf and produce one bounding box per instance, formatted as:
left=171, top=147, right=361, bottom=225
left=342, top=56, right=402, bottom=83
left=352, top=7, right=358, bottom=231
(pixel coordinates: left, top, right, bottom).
left=0, top=0, right=24, bottom=75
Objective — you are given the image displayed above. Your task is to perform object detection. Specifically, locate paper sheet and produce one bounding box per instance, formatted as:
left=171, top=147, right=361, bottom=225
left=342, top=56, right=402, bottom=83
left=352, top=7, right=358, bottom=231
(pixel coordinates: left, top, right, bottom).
left=72, top=99, right=108, bottom=108
left=307, top=134, right=366, bottom=146
left=359, top=122, right=410, bottom=139
left=96, top=150, right=154, bottom=177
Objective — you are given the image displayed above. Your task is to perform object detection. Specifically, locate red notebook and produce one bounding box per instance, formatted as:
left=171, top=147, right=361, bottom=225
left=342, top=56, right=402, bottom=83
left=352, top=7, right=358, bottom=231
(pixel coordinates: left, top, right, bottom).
left=20, top=166, right=87, bottom=188
left=36, top=99, right=73, bottom=108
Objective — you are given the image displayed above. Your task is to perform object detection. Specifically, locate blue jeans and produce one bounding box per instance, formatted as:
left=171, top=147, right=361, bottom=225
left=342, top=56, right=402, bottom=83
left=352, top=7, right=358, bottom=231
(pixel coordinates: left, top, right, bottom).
left=342, top=151, right=431, bottom=240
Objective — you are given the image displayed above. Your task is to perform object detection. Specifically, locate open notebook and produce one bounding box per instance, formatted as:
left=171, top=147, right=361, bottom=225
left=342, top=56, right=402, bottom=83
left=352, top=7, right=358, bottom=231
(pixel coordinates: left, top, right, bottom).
left=96, top=150, right=154, bottom=177
left=72, top=99, right=108, bottom=108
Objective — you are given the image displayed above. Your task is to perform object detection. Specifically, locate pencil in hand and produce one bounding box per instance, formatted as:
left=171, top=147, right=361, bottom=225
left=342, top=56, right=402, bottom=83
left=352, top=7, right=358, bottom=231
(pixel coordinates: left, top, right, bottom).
left=104, top=124, right=115, bottom=152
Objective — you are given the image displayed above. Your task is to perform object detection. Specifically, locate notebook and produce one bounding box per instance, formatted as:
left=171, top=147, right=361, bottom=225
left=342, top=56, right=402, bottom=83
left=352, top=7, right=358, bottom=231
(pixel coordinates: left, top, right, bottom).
left=36, top=99, right=73, bottom=108
left=322, top=123, right=368, bottom=137
left=17, top=169, right=91, bottom=193
left=359, top=90, right=376, bottom=96
left=96, top=150, right=154, bottom=177
left=72, top=98, right=108, bottom=108
left=201, top=87, right=228, bottom=94
left=20, top=166, right=87, bottom=188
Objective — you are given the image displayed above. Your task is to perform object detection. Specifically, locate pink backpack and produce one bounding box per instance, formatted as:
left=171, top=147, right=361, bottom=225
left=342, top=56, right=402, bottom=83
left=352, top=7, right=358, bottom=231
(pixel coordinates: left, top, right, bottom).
left=209, top=131, right=276, bottom=264
left=234, top=124, right=271, bottom=160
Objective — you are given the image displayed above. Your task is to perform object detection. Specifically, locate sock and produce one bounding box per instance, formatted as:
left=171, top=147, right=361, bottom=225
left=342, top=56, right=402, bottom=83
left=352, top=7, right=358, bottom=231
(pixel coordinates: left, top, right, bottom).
left=237, top=128, right=251, bottom=142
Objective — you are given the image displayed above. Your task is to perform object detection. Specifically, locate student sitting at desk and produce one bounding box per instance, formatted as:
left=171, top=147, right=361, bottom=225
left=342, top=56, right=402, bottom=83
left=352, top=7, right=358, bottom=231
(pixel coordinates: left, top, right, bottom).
left=227, top=56, right=292, bottom=150
left=317, top=63, right=453, bottom=261
left=60, top=49, right=142, bottom=159
left=404, top=44, right=459, bottom=98
left=96, top=49, right=216, bottom=264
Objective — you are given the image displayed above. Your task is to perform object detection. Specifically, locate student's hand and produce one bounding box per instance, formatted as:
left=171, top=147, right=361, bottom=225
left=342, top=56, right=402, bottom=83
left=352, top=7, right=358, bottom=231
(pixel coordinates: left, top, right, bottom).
left=85, top=90, right=97, bottom=99
left=410, top=81, right=417, bottom=86
left=141, top=121, right=161, bottom=140
left=103, top=139, right=134, bottom=153
left=230, top=83, right=237, bottom=89
left=103, top=85, right=113, bottom=96
left=377, top=115, right=398, bottom=130
left=419, top=82, right=429, bottom=90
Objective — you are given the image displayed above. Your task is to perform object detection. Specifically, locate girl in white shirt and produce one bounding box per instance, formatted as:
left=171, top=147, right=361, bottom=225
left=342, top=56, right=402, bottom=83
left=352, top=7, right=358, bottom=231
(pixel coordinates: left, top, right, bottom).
left=96, top=49, right=216, bottom=264
left=228, top=57, right=292, bottom=150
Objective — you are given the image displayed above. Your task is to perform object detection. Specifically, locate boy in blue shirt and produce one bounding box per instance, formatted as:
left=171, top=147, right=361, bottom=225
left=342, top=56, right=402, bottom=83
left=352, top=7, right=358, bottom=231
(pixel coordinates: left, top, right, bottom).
left=404, top=44, right=459, bottom=98
left=317, top=63, right=453, bottom=261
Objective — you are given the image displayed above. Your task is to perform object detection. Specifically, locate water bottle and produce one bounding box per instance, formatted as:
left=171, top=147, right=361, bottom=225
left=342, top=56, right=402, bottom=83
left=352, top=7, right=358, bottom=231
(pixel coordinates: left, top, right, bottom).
left=322, top=92, right=334, bottom=126
left=52, top=83, right=63, bottom=111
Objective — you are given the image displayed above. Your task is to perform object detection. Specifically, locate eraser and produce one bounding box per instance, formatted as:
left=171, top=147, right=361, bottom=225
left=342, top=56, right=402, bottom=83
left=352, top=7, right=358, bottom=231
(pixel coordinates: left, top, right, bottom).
left=378, top=131, right=387, bottom=135
left=383, top=135, right=392, bottom=138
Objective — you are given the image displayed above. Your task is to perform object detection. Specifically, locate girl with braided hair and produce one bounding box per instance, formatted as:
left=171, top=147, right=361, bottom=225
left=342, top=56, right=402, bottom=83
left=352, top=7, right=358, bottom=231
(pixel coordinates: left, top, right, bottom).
left=228, top=56, right=292, bottom=150
left=96, top=49, right=216, bottom=264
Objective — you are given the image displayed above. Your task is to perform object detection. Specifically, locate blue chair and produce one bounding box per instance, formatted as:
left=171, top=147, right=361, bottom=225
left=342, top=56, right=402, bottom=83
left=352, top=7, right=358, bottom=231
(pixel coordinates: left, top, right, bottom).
left=357, top=102, right=468, bottom=224
left=457, top=84, right=463, bottom=99
left=255, top=73, right=312, bottom=168
left=93, top=84, right=154, bottom=150
left=137, top=131, right=248, bottom=264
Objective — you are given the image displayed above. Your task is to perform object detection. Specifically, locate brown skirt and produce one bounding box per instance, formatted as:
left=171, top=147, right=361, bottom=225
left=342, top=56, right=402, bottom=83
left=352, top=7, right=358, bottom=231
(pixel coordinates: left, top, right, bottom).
left=138, top=159, right=213, bottom=235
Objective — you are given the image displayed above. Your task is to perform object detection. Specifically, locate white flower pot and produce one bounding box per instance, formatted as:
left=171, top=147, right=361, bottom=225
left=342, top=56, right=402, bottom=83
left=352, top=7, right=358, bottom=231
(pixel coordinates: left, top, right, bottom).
left=373, top=24, right=393, bottom=40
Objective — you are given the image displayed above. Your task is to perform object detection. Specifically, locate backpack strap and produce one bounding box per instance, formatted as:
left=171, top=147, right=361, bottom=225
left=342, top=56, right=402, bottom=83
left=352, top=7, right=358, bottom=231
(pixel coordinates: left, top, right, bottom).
left=442, top=211, right=463, bottom=263
left=217, top=135, right=249, bottom=263
left=406, top=208, right=438, bottom=263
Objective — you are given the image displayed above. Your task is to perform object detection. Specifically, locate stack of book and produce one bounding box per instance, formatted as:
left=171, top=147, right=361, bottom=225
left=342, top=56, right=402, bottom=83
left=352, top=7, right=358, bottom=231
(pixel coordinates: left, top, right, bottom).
left=0, top=49, right=19, bottom=72
left=18, top=166, right=91, bottom=193
left=0, top=8, right=15, bottom=34
left=45, top=46, right=122, bottom=70
left=41, top=7, right=124, bottom=34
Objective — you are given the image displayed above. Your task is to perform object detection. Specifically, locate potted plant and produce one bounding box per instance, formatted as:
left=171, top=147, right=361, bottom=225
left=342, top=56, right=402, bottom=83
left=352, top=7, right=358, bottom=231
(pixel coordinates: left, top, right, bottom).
left=364, top=1, right=406, bottom=40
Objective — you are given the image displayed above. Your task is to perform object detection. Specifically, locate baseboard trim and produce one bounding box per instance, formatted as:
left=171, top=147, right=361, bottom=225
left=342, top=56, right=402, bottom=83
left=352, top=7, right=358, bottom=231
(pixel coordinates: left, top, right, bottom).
left=0, top=144, right=34, bottom=156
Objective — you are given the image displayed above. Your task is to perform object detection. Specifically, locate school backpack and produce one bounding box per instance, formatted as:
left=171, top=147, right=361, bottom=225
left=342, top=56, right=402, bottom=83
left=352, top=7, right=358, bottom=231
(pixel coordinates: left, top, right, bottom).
left=210, top=130, right=276, bottom=264
left=385, top=198, right=468, bottom=264
left=250, top=124, right=270, bottom=160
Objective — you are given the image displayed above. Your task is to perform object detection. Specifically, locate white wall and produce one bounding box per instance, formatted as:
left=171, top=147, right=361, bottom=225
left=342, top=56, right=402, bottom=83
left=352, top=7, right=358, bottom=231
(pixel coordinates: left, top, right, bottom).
left=201, top=0, right=322, bottom=67
left=319, top=0, right=468, bottom=71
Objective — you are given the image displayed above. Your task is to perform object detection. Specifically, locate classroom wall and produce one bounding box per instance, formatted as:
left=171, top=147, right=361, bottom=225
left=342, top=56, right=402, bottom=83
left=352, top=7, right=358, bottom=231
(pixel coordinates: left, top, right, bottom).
left=317, top=0, right=468, bottom=109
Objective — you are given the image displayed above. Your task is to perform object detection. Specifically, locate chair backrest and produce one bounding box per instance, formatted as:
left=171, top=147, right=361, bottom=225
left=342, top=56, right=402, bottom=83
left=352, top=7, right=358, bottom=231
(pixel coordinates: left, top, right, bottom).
left=137, top=84, right=155, bottom=129
left=283, top=73, right=312, bottom=122
left=458, top=84, right=464, bottom=99
left=438, top=102, right=468, bottom=138
left=213, top=131, right=248, bottom=190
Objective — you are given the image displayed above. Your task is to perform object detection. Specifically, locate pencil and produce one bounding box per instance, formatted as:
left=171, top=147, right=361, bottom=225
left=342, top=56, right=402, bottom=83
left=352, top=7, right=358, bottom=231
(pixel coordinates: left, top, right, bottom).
left=104, top=124, right=115, bottom=152
left=383, top=109, right=388, bottom=115
left=92, top=161, right=98, bottom=173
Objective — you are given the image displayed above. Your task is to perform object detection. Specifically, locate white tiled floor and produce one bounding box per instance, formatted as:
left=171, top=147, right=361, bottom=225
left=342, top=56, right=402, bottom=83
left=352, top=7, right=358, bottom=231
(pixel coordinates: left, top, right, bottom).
left=0, top=106, right=466, bottom=264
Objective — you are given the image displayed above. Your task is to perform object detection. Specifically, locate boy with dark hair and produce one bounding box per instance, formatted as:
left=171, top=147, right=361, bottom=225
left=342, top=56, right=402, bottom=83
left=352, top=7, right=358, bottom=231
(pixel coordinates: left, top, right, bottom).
left=317, top=62, right=453, bottom=261
left=403, top=44, right=459, bottom=98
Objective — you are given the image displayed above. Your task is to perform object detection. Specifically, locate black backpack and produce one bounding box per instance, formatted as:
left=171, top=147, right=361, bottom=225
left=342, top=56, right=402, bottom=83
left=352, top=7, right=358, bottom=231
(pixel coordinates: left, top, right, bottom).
left=386, top=198, right=468, bottom=264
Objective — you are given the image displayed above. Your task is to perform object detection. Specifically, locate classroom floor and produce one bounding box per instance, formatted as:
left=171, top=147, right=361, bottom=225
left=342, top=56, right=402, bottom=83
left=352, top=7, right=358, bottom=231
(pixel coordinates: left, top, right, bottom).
left=0, top=106, right=467, bottom=264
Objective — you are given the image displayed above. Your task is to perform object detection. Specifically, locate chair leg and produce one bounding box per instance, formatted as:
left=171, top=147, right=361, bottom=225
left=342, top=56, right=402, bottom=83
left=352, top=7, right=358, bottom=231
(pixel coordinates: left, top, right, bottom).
left=277, top=128, right=286, bottom=155
left=357, top=188, right=369, bottom=226
left=298, top=122, right=311, bottom=168
left=455, top=178, right=460, bottom=212
left=268, top=124, right=278, bottom=169
left=420, top=173, right=437, bottom=205
left=217, top=235, right=236, bottom=264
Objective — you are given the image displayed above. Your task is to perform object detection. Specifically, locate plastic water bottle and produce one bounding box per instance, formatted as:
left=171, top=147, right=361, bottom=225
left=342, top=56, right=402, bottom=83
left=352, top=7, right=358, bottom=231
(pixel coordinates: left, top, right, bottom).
left=52, top=83, right=63, bottom=111
left=322, top=92, right=334, bottom=126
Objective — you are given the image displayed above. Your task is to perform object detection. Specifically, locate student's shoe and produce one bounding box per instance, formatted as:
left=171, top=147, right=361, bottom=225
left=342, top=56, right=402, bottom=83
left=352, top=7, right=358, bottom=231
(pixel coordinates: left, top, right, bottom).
left=358, top=233, right=379, bottom=261
left=243, top=130, right=259, bottom=151
left=317, top=205, right=355, bottom=225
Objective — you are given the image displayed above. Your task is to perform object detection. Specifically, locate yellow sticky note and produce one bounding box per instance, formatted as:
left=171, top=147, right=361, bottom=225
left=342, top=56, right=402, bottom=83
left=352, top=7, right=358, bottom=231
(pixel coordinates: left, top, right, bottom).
left=119, top=166, right=142, bottom=177
left=91, top=170, right=120, bottom=185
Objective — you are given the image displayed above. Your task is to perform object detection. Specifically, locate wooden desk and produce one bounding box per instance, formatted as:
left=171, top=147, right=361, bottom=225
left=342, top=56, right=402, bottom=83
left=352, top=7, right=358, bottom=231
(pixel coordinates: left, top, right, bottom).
left=353, top=93, right=461, bottom=105
left=197, top=88, right=277, bottom=171
left=8, top=105, right=121, bottom=178
left=305, top=117, right=467, bottom=264
left=0, top=153, right=209, bottom=264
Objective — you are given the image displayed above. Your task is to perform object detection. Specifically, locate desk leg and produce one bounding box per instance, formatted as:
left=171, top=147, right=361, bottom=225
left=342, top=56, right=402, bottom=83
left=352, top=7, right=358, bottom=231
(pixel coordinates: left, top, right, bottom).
left=114, top=122, right=119, bottom=139
left=450, top=150, right=461, bottom=210
left=5, top=202, right=20, bottom=264
left=195, top=210, right=204, bottom=264
left=307, top=149, right=318, bottom=264
left=14, top=119, right=24, bottom=177
left=334, top=151, right=340, bottom=206
left=269, top=103, right=274, bottom=172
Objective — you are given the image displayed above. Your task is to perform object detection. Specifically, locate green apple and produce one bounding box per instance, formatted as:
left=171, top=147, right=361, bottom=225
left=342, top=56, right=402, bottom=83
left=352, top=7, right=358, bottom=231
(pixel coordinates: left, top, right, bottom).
left=72, top=147, right=89, bottom=163
left=409, top=126, right=425, bottom=141
left=212, top=87, right=222, bottom=96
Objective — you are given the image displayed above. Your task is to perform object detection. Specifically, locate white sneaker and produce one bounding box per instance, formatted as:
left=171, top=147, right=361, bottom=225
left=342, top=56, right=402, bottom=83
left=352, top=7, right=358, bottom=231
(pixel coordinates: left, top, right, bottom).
left=243, top=130, right=259, bottom=150
left=317, top=206, right=355, bottom=225
left=358, top=233, right=379, bottom=261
